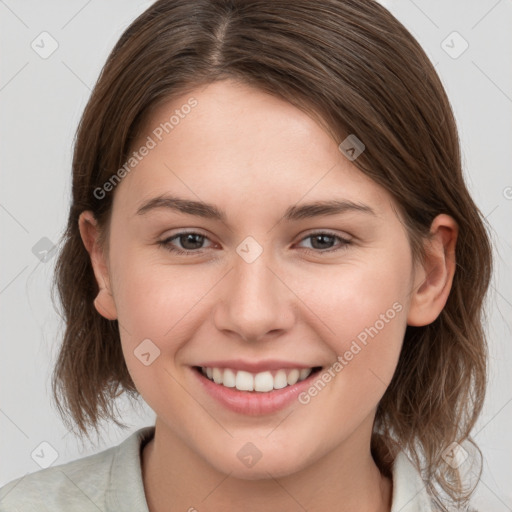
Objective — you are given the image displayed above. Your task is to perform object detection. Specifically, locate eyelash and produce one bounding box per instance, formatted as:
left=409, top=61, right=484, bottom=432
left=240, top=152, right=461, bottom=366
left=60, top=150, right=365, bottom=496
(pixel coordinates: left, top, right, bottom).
left=157, top=230, right=352, bottom=256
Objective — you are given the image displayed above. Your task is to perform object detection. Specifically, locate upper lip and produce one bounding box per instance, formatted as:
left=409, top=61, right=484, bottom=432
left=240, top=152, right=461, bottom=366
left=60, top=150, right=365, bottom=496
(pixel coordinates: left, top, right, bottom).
left=194, top=359, right=322, bottom=373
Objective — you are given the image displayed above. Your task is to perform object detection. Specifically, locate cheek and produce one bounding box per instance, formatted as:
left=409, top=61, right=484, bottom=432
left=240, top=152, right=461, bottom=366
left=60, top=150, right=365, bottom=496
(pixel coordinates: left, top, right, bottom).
left=111, top=255, right=205, bottom=412
left=110, top=246, right=209, bottom=338
left=110, top=254, right=236, bottom=410
left=329, top=269, right=407, bottom=361
left=291, top=265, right=409, bottom=446
left=299, top=251, right=411, bottom=389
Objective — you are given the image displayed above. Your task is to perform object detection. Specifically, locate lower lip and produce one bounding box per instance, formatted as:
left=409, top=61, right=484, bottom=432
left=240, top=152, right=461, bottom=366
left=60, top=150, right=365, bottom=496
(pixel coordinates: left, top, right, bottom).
left=191, top=367, right=321, bottom=416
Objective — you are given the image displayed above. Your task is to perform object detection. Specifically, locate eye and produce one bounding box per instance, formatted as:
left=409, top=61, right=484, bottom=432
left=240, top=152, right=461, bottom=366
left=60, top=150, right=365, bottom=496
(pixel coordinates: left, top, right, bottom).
left=158, top=230, right=352, bottom=256
left=295, top=231, right=352, bottom=255
left=158, top=231, right=213, bottom=256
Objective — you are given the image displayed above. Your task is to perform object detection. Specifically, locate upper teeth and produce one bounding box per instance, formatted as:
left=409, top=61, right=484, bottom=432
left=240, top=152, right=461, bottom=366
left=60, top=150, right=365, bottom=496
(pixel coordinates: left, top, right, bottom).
left=201, top=367, right=313, bottom=392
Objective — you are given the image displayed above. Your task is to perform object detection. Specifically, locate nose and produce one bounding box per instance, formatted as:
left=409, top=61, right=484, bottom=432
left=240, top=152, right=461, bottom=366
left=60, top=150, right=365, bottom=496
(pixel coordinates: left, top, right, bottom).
left=213, top=250, right=296, bottom=343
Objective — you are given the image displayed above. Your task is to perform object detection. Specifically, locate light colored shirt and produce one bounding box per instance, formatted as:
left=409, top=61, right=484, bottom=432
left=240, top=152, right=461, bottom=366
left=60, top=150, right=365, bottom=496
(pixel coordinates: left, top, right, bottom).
left=0, top=425, right=441, bottom=511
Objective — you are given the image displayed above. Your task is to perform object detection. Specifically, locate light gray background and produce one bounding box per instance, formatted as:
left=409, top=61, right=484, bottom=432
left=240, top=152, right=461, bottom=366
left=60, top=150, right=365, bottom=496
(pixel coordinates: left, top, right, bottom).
left=1, top=0, right=511, bottom=509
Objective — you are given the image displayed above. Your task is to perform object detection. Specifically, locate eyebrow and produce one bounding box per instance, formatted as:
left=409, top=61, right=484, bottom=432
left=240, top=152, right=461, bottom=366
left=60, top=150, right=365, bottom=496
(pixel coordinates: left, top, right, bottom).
left=135, top=194, right=376, bottom=222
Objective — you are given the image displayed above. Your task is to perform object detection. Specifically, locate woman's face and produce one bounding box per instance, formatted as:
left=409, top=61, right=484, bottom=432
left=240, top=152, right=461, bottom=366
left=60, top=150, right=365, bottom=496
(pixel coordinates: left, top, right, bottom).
left=84, top=79, right=424, bottom=478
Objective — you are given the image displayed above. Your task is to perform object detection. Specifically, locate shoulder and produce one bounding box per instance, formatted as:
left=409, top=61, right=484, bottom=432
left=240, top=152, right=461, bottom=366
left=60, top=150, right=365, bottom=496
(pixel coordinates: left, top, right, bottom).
left=0, top=446, right=117, bottom=512
left=0, top=426, right=155, bottom=512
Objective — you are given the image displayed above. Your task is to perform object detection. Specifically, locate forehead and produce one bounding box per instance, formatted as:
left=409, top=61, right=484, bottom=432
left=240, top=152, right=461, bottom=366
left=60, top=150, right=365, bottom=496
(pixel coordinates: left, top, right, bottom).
left=112, top=80, right=391, bottom=216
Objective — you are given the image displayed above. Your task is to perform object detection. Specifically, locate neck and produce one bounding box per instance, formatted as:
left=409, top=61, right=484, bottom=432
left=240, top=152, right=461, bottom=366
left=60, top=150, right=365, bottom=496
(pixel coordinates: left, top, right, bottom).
left=142, top=419, right=393, bottom=512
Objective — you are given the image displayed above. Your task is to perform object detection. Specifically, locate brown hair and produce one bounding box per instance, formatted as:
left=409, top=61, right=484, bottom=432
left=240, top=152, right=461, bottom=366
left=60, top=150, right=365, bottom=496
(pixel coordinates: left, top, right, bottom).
left=50, top=0, right=492, bottom=509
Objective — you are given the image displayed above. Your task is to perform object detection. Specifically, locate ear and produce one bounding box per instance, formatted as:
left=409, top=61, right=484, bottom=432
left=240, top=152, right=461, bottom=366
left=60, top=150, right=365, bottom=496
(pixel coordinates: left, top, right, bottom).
left=78, top=210, right=118, bottom=321
left=407, top=214, right=458, bottom=326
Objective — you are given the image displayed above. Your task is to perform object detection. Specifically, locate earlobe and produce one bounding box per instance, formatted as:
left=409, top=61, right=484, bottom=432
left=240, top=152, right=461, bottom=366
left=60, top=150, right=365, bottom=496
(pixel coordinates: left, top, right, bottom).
left=407, top=214, right=458, bottom=327
left=93, top=292, right=118, bottom=321
left=78, top=210, right=118, bottom=321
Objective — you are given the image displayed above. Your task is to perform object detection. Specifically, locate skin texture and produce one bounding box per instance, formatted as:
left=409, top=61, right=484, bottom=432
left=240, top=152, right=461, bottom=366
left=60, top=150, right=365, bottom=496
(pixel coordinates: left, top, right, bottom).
left=79, top=79, right=458, bottom=512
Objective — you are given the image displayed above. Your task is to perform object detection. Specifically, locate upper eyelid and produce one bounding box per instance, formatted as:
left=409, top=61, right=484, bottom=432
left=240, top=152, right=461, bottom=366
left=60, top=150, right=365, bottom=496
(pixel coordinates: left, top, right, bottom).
left=161, top=230, right=213, bottom=244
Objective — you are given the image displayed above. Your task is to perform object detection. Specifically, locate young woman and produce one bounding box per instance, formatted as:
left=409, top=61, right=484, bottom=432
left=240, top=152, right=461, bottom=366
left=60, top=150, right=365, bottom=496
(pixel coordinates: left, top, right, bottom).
left=0, top=1, right=491, bottom=511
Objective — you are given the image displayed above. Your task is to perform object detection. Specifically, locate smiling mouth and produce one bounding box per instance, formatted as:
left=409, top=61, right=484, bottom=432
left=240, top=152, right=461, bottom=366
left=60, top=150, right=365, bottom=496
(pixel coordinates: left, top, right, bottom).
left=193, top=366, right=323, bottom=393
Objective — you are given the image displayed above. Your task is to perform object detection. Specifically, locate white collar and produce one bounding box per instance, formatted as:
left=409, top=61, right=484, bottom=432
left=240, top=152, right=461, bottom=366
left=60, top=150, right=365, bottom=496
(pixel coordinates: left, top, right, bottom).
left=390, top=450, right=437, bottom=511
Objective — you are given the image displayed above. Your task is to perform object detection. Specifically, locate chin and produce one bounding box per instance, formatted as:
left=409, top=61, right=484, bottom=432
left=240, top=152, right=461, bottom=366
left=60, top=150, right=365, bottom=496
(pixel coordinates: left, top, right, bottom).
left=204, top=444, right=316, bottom=481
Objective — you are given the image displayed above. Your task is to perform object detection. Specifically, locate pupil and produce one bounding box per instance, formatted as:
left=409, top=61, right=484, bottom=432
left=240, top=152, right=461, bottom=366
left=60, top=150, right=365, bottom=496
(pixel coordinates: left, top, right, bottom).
left=182, top=234, right=203, bottom=250
left=312, top=234, right=333, bottom=249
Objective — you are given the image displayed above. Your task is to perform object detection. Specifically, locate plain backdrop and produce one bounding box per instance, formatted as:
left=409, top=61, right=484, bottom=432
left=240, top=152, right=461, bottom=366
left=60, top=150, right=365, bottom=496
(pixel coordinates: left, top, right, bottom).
left=1, top=0, right=511, bottom=509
